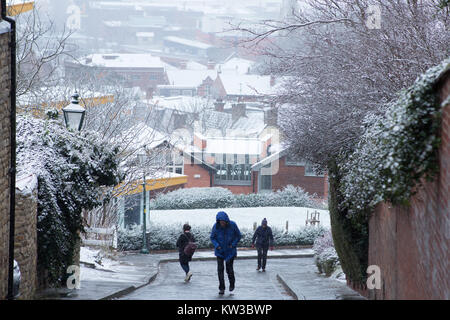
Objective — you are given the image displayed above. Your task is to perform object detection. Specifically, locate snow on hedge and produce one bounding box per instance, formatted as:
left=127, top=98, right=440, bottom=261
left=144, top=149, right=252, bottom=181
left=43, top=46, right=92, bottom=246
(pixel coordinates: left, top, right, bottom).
left=339, top=58, right=450, bottom=216
left=149, top=185, right=324, bottom=210
left=118, top=222, right=327, bottom=251
left=16, top=115, right=122, bottom=285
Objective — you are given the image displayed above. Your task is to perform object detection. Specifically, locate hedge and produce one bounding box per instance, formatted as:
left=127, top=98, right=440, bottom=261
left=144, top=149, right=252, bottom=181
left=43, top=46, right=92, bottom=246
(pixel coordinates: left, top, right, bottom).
left=118, top=223, right=327, bottom=251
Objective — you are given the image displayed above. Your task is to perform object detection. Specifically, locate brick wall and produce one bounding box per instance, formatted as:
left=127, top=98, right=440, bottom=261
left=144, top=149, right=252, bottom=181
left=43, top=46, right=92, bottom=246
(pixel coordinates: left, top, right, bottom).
left=183, top=161, right=212, bottom=188
left=271, top=157, right=326, bottom=197
left=14, top=175, right=38, bottom=300
left=368, top=70, right=450, bottom=300
left=0, top=23, right=11, bottom=300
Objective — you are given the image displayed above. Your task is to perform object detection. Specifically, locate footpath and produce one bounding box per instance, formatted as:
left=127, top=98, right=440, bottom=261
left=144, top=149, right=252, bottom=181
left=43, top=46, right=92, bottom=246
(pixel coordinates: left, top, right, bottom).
left=35, top=247, right=365, bottom=300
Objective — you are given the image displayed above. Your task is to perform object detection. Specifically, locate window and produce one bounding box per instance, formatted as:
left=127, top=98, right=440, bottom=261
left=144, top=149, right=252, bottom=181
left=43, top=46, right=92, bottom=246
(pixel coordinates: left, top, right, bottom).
left=124, top=193, right=141, bottom=228
left=214, top=153, right=252, bottom=185
left=148, top=148, right=184, bottom=174
left=166, top=151, right=184, bottom=174
left=285, top=154, right=305, bottom=166
left=304, top=162, right=324, bottom=177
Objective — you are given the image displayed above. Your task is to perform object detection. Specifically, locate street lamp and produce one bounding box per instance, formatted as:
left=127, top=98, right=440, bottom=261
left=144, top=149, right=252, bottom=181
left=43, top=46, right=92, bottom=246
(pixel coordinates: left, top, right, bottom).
left=138, top=153, right=150, bottom=254
left=62, top=92, right=86, bottom=131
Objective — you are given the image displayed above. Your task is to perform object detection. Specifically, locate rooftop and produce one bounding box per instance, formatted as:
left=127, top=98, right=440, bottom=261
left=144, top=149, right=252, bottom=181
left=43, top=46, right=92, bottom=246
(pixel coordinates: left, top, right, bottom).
left=164, top=36, right=213, bottom=50
left=82, top=53, right=165, bottom=69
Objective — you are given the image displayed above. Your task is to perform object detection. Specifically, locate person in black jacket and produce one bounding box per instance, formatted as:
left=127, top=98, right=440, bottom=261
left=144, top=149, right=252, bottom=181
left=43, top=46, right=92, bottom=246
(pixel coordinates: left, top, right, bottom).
left=251, top=218, right=274, bottom=271
left=176, top=224, right=195, bottom=282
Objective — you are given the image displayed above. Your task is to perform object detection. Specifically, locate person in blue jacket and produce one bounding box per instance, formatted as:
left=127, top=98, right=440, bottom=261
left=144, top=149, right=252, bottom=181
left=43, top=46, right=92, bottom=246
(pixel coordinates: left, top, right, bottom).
left=210, top=211, right=241, bottom=295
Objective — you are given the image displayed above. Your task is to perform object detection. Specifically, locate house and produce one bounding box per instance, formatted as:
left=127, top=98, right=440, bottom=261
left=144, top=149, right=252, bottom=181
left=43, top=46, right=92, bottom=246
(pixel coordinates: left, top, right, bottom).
left=212, top=73, right=275, bottom=102
left=115, top=171, right=188, bottom=229
left=64, top=53, right=170, bottom=98
left=162, top=69, right=217, bottom=97
left=137, top=128, right=328, bottom=198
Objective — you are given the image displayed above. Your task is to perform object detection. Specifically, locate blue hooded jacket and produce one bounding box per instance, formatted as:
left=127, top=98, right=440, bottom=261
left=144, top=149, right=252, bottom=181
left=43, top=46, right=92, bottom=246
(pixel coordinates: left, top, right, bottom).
left=210, top=211, right=241, bottom=261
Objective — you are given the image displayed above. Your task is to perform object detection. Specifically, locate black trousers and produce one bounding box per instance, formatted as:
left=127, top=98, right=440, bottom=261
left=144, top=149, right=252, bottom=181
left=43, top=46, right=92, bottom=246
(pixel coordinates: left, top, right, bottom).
left=217, top=257, right=235, bottom=290
left=257, top=246, right=269, bottom=269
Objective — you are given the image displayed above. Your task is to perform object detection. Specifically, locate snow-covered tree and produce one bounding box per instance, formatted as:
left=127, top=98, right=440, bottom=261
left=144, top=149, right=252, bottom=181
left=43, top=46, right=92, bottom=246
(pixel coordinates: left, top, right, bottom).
left=16, top=115, right=123, bottom=286
left=235, top=0, right=449, bottom=167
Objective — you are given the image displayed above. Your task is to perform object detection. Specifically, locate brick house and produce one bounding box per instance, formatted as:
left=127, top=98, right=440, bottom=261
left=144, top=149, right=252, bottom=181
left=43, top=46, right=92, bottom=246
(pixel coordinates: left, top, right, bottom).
left=144, top=131, right=327, bottom=198
left=64, top=53, right=169, bottom=98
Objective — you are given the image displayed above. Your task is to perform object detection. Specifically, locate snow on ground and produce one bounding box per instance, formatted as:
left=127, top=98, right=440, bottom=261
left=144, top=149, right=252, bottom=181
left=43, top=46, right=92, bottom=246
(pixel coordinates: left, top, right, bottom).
left=148, top=207, right=330, bottom=231
left=80, top=246, right=117, bottom=270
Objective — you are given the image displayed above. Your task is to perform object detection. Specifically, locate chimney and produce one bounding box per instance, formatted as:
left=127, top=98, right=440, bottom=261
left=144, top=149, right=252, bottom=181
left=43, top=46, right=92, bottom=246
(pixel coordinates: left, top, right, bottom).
left=207, top=60, right=215, bottom=70
left=193, top=133, right=207, bottom=150
left=270, top=75, right=275, bottom=87
left=264, top=106, right=278, bottom=127
left=232, top=103, right=246, bottom=122
left=214, top=99, right=225, bottom=112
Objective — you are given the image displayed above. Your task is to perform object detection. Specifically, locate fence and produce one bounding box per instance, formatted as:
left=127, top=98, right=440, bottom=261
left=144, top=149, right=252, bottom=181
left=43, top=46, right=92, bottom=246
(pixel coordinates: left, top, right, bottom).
left=81, top=227, right=117, bottom=248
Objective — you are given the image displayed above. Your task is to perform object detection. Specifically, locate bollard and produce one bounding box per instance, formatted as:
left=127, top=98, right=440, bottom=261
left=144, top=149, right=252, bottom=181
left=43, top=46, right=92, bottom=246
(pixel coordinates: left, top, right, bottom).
left=285, top=220, right=289, bottom=234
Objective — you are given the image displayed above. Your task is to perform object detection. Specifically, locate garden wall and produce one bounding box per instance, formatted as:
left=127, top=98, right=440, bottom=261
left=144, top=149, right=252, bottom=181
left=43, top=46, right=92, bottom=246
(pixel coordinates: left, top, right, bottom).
left=14, top=174, right=38, bottom=299
left=0, top=16, right=11, bottom=299
left=367, top=70, right=450, bottom=299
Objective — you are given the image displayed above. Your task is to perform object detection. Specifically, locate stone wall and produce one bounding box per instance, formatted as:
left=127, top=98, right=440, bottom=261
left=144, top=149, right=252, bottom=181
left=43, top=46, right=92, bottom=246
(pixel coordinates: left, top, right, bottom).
left=14, top=174, right=38, bottom=300
left=367, top=70, right=450, bottom=300
left=0, top=16, right=11, bottom=300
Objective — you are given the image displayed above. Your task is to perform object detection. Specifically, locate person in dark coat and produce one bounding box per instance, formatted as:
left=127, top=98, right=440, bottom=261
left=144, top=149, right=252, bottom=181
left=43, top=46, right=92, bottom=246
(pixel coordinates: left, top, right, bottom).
left=176, top=223, right=195, bottom=282
left=210, top=211, right=241, bottom=295
left=252, top=218, right=274, bottom=271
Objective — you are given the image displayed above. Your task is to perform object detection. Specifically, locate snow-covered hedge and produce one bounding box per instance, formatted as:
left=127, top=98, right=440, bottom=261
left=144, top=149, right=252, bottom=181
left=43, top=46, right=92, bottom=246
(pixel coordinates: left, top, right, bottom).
left=16, top=115, right=122, bottom=286
left=117, top=223, right=327, bottom=251
left=313, top=229, right=340, bottom=276
left=339, top=58, right=450, bottom=216
left=150, top=187, right=234, bottom=210
left=149, top=185, right=321, bottom=210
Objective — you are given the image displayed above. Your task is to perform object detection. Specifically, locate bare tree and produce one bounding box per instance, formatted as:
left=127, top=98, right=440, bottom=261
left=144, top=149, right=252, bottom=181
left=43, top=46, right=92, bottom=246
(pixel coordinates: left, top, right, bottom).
left=13, top=2, right=75, bottom=99
left=232, top=0, right=449, bottom=167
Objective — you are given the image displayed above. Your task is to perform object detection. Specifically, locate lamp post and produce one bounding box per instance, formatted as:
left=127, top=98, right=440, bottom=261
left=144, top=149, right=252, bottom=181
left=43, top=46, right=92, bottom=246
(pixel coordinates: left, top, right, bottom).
left=62, top=92, right=86, bottom=131
left=138, top=154, right=149, bottom=254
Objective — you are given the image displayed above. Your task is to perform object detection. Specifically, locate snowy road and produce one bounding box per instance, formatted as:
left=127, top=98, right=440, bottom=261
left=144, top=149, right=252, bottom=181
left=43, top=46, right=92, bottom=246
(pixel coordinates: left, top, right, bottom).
left=119, top=258, right=299, bottom=300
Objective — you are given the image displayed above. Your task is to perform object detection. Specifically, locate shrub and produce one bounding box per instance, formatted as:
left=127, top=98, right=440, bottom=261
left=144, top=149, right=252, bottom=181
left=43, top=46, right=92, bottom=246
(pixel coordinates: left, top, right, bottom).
left=149, top=187, right=234, bottom=210
left=149, top=185, right=321, bottom=210
left=118, top=223, right=327, bottom=251
left=16, top=115, right=122, bottom=286
left=313, top=229, right=341, bottom=276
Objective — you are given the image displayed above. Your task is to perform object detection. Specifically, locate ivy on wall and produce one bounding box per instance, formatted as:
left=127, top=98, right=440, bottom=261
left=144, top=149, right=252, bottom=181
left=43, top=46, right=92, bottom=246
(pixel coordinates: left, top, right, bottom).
left=328, top=58, right=449, bottom=285
left=16, top=115, right=123, bottom=286
left=339, top=58, right=450, bottom=217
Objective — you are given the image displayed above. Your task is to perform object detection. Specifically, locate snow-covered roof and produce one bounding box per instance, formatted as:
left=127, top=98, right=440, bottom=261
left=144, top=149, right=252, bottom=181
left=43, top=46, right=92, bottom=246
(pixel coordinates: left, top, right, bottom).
left=16, top=173, right=38, bottom=195
left=81, top=53, right=165, bottom=69
left=164, top=36, right=213, bottom=50
left=218, top=73, right=275, bottom=96
left=167, top=69, right=217, bottom=87
left=230, top=111, right=266, bottom=137
left=204, top=137, right=261, bottom=155
left=148, top=96, right=214, bottom=114
left=251, top=147, right=289, bottom=171
left=216, top=57, right=255, bottom=75
left=136, top=32, right=155, bottom=38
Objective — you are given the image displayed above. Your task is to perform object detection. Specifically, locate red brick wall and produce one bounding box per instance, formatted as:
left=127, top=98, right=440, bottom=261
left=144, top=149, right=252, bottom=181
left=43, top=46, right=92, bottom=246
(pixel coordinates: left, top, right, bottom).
left=183, top=161, right=212, bottom=188
left=368, top=71, right=450, bottom=300
left=271, top=157, right=326, bottom=197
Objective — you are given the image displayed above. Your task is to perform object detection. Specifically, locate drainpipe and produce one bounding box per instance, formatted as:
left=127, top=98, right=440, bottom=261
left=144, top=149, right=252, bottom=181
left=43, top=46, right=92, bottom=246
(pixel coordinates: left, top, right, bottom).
left=1, top=0, right=17, bottom=300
